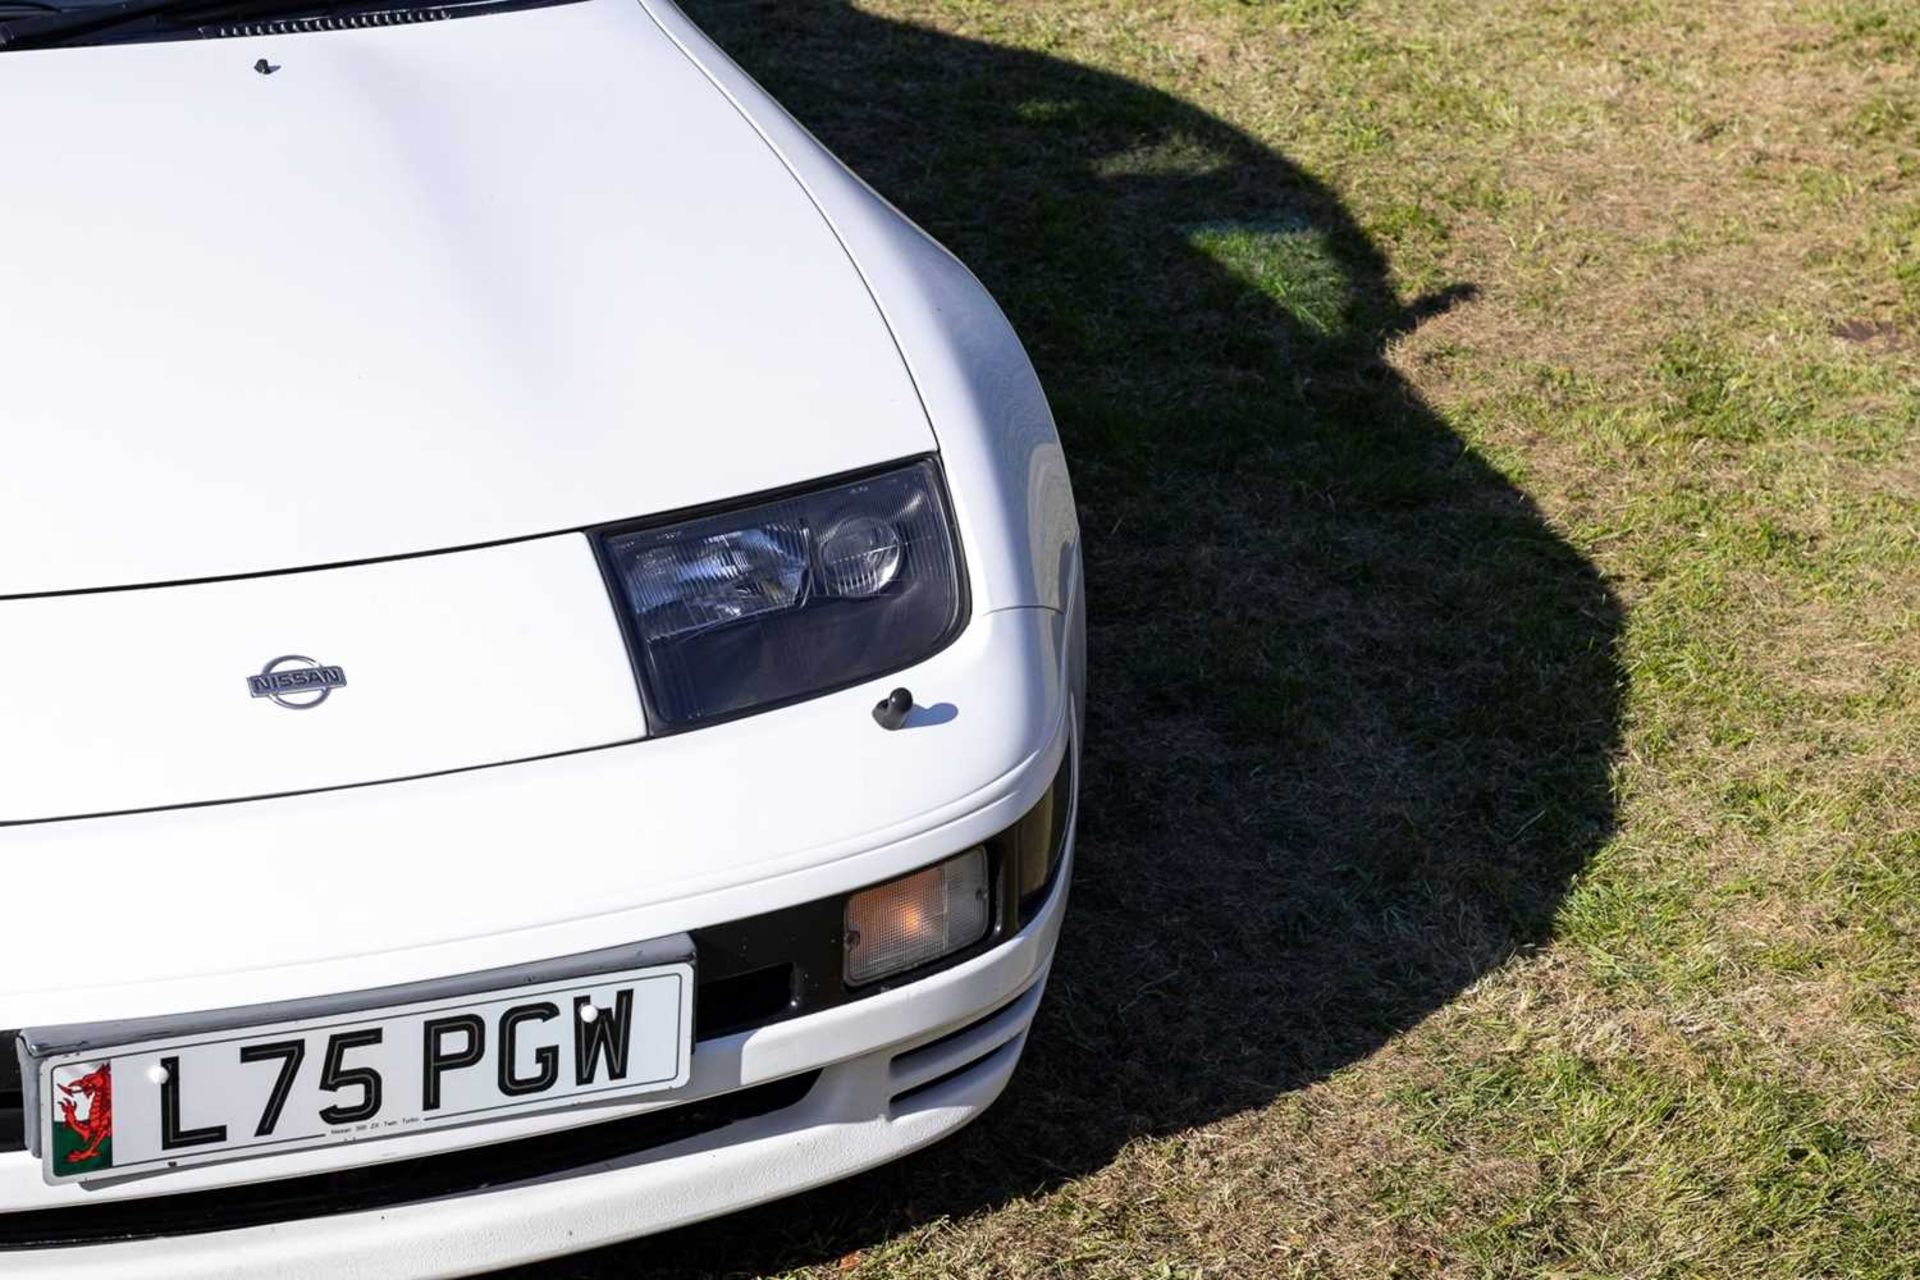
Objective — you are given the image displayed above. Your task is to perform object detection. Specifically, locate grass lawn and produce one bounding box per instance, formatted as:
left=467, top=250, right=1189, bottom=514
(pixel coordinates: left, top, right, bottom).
left=542, top=1, right=1919, bottom=1275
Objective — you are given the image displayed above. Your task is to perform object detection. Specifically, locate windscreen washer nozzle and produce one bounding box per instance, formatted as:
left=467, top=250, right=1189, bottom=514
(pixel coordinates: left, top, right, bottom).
left=873, top=687, right=914, bottom=730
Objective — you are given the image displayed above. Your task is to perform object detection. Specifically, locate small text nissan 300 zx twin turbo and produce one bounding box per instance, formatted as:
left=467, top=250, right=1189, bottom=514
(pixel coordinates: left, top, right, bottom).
left=0, top=0, right=1082, bottom=1271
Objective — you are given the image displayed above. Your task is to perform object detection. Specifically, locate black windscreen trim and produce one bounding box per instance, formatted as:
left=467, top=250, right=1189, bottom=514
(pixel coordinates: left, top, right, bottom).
left=0, top=0, right=589, bottom=51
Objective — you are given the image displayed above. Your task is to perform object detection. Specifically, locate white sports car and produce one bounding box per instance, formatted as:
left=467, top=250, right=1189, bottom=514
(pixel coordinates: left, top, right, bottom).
left=0, top=0, right=1082, bottom=1271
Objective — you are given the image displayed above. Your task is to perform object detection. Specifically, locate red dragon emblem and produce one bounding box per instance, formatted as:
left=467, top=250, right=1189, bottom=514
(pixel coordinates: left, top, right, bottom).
left=56, top=1064, right=113, bottom=1165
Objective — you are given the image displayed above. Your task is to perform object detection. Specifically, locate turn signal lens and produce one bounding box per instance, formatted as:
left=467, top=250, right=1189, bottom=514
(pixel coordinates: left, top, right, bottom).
left=844, top=849, right=990, bottom=986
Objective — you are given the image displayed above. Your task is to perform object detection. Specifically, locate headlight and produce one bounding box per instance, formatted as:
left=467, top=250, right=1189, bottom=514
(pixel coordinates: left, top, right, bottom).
left=598, top=459, right=965, bottom=729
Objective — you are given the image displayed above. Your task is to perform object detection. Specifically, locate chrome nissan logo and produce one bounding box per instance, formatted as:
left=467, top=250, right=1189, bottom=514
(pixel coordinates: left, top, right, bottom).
left=246, top=655, right=348, bottom=710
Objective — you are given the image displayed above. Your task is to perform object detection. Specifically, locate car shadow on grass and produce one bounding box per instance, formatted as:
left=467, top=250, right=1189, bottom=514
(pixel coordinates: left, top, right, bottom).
left=532, top=2, right=1623, bottom=1273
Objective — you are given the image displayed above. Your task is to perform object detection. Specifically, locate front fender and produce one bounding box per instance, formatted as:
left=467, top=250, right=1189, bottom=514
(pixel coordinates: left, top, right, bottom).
left=637, top=0, right=1082, bottom=622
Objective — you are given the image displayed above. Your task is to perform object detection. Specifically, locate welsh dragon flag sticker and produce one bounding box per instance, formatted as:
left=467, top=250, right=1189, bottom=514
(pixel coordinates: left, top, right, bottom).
left=49, top=1060, right=113, bottom=1175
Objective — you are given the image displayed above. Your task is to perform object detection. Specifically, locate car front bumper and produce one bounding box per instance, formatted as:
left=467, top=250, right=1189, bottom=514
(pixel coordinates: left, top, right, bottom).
left=0, top=603, right=1078, bottom=1274
left=4, top=854, right=1070, bottom=1278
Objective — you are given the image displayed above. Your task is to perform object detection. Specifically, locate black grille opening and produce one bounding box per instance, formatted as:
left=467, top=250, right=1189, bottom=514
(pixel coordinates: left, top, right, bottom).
left=2, top=1042, right=19, bottom=1154
left=696, top=963, right=796, bottom=1040
left=0, top=1070, right=818, bottom=1251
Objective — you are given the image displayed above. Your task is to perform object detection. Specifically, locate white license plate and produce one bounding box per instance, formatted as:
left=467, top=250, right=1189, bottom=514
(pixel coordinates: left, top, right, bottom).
left=29, top=961, right=693, bottom=1184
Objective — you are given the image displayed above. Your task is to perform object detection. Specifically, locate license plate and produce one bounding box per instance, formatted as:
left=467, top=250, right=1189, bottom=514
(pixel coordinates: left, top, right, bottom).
left=25, top=958, right=693, bottom=1184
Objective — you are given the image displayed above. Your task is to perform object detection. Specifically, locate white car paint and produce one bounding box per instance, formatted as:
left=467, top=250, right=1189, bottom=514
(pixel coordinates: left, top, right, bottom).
left=0, top=0, right=928, bottom=596
left=0, top=0, right=1084, bottom=1270
left=0, top=534, right=643, bottom=821
left=2, top=607, right=1069, bottom=1023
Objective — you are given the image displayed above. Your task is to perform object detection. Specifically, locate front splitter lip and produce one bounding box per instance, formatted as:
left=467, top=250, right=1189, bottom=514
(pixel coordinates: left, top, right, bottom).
left=0, top=838, right=1074, bottom=1275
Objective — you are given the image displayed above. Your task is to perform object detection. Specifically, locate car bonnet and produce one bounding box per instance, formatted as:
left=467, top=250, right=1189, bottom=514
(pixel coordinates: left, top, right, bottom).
left=0, top=0, right=930, bottom=597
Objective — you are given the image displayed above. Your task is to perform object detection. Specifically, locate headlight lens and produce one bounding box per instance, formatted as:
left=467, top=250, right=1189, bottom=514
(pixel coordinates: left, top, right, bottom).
left=600, top=460, right=964, bottom=729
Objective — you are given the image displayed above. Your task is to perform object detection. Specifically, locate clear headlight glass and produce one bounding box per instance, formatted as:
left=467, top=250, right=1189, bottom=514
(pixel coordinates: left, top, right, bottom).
left=599, top=459, right=964, bottom=729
